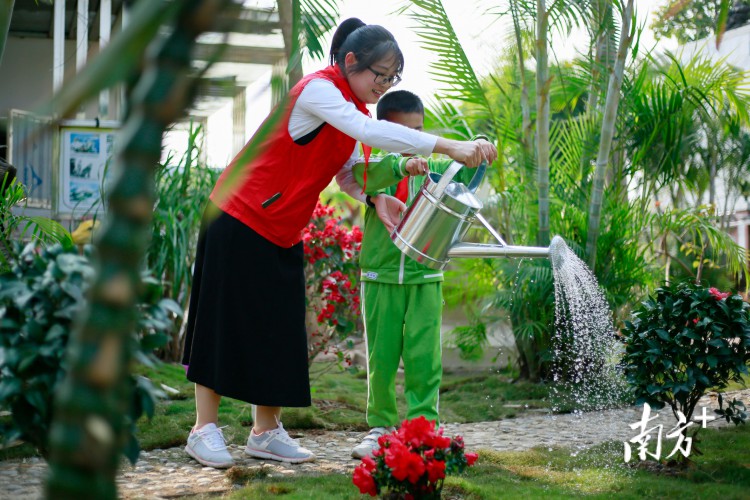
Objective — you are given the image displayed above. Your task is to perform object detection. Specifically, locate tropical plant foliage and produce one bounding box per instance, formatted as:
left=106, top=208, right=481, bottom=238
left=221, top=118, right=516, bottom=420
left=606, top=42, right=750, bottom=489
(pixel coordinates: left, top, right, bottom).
left=147, top=124, right=219, bottom=362
left=0, top=176, right=72, bottom=272
left=407, top=0, right=750, bottom=382
left=0, top=243, right=178, bottom=459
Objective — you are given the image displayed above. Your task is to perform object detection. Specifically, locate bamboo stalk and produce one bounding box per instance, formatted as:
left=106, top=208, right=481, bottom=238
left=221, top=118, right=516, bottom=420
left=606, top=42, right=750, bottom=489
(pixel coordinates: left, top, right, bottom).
left=46, top=1, right=232, bottom=497
left=536, top=0, right=551, bottom=247
left=585, top=0, right=635, bottom=269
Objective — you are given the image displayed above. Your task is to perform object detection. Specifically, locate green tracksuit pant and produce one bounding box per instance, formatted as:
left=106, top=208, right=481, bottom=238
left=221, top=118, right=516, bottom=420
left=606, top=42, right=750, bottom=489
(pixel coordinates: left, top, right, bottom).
left=361, top=281, right=443, bottom=428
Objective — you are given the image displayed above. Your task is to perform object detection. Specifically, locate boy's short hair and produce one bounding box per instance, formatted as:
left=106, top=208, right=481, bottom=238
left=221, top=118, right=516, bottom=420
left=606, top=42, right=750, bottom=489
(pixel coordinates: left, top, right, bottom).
left=376, top=90, right=424, bottom=120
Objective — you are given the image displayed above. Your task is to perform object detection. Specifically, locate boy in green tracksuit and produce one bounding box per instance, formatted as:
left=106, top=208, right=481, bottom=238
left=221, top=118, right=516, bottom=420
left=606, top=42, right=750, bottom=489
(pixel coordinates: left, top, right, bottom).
left=350, top=90, right=489, bottom=458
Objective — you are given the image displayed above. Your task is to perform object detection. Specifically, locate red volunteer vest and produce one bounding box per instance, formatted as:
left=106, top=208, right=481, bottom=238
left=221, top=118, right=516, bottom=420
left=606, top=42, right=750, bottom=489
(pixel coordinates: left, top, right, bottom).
left=210, top=65, right=370, bottom=248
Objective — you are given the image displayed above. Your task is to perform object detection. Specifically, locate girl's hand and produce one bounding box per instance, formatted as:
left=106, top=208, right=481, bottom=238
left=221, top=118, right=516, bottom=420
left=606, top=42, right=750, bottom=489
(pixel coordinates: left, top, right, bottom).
left=476, top=139, right=498, bottom=166
left=372, top=194, right=407, bottom=233
left=434, top=138, right=498, bottom=167
left=405, top=158, right=429, bottom=176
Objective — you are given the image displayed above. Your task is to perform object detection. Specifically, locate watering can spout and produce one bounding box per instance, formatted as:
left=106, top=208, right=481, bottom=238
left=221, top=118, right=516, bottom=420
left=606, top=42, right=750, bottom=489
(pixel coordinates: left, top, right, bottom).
left=549, top=235, right=567, bottom=268
left=447, top=242, right=550, bottom=259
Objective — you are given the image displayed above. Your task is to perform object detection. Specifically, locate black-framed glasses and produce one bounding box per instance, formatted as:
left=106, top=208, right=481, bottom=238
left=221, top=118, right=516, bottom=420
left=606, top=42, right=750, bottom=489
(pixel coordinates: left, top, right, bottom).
left=367, top=67, right=402, bottom=87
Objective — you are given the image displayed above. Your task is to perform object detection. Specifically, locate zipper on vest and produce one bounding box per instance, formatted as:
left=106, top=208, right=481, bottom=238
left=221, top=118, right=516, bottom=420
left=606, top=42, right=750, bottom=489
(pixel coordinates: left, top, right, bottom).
left=261, top=192, right=282, bottom=208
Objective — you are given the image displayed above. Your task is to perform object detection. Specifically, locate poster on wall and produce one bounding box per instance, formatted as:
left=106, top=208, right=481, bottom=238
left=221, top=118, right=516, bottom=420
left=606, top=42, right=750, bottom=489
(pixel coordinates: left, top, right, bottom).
left=59, top=128, right=115, bottom=213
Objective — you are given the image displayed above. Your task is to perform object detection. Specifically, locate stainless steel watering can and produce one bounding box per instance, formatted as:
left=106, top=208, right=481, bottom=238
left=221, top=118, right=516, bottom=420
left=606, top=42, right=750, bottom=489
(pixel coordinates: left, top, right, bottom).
left=390, top=161, right=551, bottom=270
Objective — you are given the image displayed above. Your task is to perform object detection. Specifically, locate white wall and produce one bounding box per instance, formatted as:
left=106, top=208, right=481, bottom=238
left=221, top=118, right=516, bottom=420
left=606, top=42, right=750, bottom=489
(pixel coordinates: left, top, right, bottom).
left=678, top=25, right=750, bottom=219
left=681, top=23, right=750, bottom=72
left=0, top=37, right=116, bottom=121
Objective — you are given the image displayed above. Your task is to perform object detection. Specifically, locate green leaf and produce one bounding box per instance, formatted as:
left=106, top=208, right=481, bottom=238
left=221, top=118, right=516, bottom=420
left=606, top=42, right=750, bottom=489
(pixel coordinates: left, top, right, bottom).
left=656, top=328, right=671, bottom=341
left=0, top=378, right=21, bottom=401
left=708, top=338, right=726, bottom=348
left=647, top=384, right=662, bottom=395
left=158, top=299, right=184, bottom=317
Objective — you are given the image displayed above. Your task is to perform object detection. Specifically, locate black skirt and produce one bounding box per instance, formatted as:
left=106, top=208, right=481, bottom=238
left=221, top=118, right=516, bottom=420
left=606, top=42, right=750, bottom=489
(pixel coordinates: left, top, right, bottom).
left=181, top=205, right=311, bottom=407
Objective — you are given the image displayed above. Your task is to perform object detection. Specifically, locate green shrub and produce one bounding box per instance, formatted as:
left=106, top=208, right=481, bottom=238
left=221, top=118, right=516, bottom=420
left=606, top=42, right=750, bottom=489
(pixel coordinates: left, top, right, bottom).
left=0, top=243, right=179, bottom=460
left=621, top=281, right=750, bottom=455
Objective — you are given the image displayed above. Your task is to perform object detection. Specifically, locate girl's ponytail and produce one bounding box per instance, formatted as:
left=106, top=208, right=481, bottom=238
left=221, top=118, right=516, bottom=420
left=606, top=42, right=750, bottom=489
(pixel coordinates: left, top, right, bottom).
left=329, top=19, right=403, bottom=77
left=329, top=18, right=366, bottom=66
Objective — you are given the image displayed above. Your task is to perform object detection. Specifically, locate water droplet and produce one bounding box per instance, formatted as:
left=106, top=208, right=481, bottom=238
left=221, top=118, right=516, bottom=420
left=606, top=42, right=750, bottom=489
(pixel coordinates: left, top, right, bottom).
left=549, top=238, right=627, bottom=414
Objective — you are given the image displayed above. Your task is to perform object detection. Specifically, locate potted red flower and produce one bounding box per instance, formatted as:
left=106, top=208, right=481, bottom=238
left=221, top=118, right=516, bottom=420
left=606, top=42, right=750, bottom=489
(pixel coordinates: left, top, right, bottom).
left=352, top=416, right=478, bottom=499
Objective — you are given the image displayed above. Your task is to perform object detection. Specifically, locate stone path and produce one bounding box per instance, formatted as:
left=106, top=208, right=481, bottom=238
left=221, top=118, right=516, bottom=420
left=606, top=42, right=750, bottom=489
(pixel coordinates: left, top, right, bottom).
left=2, top=390, right=748, bottom=499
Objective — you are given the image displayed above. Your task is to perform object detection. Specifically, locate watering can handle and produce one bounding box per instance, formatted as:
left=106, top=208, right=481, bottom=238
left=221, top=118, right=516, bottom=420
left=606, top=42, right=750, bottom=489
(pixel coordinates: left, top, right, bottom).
left=467, top=161, right=486, bottom=193
left=434, top=160, right=487, bottom=197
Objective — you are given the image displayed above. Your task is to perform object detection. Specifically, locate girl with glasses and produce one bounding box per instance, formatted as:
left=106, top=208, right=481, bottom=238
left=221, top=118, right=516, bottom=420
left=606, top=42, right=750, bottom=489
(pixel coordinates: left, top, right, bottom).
left=181, top=17, right=497, bottom=469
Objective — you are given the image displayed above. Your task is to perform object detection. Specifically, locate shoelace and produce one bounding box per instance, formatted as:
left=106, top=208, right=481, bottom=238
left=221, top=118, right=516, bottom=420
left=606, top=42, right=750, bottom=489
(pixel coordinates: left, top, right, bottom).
left=269, top=422, right=300, bottom=447
left=199, top=425, right=229, bottom=451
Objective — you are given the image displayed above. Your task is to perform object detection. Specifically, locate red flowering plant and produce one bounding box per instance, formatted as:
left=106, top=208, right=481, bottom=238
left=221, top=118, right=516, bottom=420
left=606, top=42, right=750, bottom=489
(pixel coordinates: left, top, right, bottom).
left=302, top=200, right=363, bottom=366
left=352, top=416, right=479, bottom=499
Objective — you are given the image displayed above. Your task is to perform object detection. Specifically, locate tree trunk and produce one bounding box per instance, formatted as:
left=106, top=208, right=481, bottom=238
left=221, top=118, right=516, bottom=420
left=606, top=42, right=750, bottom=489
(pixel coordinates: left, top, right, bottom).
left=585, top=0, right=635, bottom=269
left=509, top=0, right=529, bottom=245
left=277, top=0, right=303, bottom=87
left=579, top=0, right=613, bottom=179
left=46, top=1, right=230, bottom=497
left=536, top=0, right=551, bottom=247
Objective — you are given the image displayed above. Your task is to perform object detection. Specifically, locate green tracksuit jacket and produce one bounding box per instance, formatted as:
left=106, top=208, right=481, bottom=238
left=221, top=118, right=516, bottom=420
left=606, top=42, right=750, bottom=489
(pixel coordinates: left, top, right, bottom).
left=353, top=154, right=477, bottom=427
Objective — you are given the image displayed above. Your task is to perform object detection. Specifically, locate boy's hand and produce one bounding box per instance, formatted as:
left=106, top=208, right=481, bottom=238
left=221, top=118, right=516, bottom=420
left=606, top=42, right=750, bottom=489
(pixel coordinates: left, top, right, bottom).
left=372, top=194, right=407, bottom=233
left=405, top=158, right=429, bottom=176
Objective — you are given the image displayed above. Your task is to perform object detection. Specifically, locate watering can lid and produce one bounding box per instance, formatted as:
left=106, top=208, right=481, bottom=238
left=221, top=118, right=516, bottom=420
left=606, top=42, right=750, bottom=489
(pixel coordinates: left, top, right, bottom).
left=427, top=160, right=485, bottom=209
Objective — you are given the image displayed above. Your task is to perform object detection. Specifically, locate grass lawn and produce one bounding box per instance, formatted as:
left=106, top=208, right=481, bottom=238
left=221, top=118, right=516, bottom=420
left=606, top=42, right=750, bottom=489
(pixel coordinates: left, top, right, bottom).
left=209, top=425, right=750, bottom=499
left=132, top=362, right=550, bottom=451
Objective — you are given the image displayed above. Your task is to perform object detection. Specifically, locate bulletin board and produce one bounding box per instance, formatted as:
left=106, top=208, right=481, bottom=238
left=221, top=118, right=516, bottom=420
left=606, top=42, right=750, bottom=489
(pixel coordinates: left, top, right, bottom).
left=58, top=127, right=116, bottom=213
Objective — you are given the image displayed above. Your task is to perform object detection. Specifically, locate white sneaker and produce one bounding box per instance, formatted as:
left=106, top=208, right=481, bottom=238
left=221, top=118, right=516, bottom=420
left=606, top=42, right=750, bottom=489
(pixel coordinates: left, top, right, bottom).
left=184, top=423, right=234, bottom=468
left=351, top=426, right=396, bottom=458
left=245, top=422, right=315, bottom=463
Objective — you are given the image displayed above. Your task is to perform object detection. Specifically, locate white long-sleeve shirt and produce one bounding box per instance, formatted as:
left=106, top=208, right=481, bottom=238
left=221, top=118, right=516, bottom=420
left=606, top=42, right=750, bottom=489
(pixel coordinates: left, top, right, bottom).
left=288, top=78, right=437, bottom=202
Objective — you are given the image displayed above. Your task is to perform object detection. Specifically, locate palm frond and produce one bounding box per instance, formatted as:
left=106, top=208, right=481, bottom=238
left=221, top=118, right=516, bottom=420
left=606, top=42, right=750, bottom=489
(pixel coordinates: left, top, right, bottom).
left=659, top=206, right=749, bottom=284
left=300, top=0, right=339, bottom=60
left=405, top=0, right=494, bottom=118
left=19, top=217, right=73, bottom=247
left=424, top=99, right=475, bottom=140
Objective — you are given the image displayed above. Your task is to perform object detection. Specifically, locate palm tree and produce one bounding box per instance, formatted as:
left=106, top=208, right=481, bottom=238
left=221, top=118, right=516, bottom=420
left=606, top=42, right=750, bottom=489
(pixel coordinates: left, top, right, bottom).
left=405, top=0, right=748, bottom=381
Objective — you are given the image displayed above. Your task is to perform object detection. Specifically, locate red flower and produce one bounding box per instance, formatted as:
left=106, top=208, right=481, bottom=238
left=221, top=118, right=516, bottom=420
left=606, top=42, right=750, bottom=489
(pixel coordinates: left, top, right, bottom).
left=353, top=466, right=377, bottom=496
left=386, top=450, right=426, bottom=484
left=693, top=317, right=699, bottom=324
left=431, top=434, right=451, bottom=449
left=398, top=415, right=436, bottom=448
left=352, top=418, right=479, bottom=498
left=361, top=455, right=377, bottom=471
left=709, top=287, right=730, bottom=300
left=426, top=458, right=446, bottom=482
